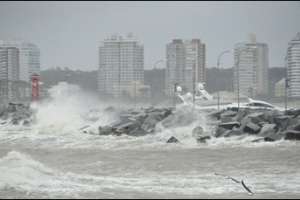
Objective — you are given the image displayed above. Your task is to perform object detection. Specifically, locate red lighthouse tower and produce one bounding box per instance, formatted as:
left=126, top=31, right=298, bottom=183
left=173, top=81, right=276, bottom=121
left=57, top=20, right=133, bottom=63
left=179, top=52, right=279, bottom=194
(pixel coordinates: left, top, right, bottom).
left=31, top=74, right=40, bottom=102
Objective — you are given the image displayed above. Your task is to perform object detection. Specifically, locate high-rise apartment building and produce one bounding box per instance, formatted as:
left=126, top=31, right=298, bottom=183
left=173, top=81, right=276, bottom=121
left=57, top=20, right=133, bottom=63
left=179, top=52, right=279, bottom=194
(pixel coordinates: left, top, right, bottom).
left=0, top=40, right=40, bottom=82
left=233, top=35, right=269, bottom=98
left=0, top=47, right=19, bottom=100
left=287, top=32, right=300, bottom=98
left=165, top=39, right=206, bottom=96
left=98, top=34, right=144, bottom=98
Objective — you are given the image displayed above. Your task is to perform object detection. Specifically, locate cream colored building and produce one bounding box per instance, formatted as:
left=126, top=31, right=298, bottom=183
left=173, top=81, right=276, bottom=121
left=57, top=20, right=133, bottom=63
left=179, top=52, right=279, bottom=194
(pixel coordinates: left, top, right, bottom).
left=274, top=78, right=285, bottom=97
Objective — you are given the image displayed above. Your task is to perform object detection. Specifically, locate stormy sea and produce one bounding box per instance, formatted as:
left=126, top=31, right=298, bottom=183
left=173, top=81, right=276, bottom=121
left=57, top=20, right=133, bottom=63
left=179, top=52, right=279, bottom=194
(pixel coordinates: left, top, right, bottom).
left=0, top=82, right=300, bottom=199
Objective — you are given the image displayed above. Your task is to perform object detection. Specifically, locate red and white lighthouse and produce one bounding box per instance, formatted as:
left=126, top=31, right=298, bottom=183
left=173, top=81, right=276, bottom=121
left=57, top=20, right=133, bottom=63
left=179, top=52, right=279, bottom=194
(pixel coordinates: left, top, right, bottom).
left=31, top=74, right=40, bottom=102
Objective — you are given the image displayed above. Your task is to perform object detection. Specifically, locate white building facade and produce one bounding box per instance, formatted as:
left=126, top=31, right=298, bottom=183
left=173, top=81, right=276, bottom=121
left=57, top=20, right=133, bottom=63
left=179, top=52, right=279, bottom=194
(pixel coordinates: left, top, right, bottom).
left=234, top=37, right=269, bottom=98
left=98, top=34, right=144, bottom=98
left=0, top=47, right=20, bottom=101
left=287, top=32, right=300, bottom=98
left=165, top=39, right=206, bottom=96
left=0, top=40, right=40, bottom=82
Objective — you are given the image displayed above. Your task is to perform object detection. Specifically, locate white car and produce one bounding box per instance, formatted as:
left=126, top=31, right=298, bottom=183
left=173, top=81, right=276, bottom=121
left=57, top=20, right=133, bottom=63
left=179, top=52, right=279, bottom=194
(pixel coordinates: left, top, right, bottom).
left=226, top=98, right=283, bottom=111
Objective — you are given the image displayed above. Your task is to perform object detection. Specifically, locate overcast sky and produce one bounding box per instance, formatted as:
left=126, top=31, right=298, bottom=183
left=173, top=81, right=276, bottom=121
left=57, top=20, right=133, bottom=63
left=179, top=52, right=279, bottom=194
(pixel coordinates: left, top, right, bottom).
left=0, top=1, right=299, bottom=71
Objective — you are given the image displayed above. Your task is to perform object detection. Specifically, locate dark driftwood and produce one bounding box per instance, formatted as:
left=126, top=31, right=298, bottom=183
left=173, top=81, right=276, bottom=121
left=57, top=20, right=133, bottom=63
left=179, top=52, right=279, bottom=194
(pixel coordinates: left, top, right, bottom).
left=214, top=173, right=254, bottom=195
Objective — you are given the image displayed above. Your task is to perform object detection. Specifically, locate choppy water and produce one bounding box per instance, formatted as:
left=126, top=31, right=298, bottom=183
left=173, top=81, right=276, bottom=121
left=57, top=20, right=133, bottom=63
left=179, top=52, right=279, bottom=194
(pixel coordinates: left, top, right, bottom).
left=0, top=83, right=300, bottom=199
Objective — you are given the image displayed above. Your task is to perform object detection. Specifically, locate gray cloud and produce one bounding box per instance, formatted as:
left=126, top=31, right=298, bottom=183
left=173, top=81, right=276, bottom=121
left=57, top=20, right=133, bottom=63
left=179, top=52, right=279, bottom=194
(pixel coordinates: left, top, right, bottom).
left=0, top=1, right=299, bottom=70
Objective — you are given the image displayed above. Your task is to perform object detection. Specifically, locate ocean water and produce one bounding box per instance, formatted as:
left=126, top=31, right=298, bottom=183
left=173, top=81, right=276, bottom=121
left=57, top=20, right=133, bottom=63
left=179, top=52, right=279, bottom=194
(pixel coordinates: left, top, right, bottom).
left=0, top=83, right=299, bottom=199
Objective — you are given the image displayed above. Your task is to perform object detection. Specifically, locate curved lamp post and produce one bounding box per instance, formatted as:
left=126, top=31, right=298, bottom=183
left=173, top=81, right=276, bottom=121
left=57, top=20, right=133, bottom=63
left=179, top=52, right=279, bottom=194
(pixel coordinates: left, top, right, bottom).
left=217, top=50, right=231, bottom=111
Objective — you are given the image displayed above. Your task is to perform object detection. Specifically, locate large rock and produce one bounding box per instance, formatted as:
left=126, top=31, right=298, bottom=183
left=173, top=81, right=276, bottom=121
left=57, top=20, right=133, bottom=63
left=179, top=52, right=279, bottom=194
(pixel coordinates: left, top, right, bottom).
left=218, top=121, right=240, bottom=130
left=128, top=128, right=148, bottom=136
left=274, top=115, right=291, bottom=130
left=243, top=122, right=261, bottom=134
left=292, top=123, right=300, bottom=132
left=0, top=103, right=33, bottom=126
left=192, top=126, right=204, bottom=138
left=99, top=126, right=115, bottom=135
left=115, top=121, right=140, bottom=134
left=285, top=109, right=300, bottom=117
left=247, top=112, right=265, bottom=124
left=221, top=116, right=235, bottom=123
left=264, top=132, right=284, bottom=141
left=284, top=130, right=300, bottom=140
left=141, top=115, right=160, bottom=133
left=223, top=129, right=243, bottom=137
left=166, top=136, right=180, bottom=143
left=233, top=109, right=249, bottom=122
left=215, top=127, right=228, bottom=137
left=197, top=136, right=211, bottom=143
left=220, top=110, right=237, bottom=119
left=258, top=123, right=277, bottom=137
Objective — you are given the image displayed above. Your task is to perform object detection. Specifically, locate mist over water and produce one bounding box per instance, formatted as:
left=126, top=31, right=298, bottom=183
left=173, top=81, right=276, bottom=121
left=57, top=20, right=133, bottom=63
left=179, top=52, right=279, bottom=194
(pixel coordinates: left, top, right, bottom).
left=0, top=82, right=300, bottom=198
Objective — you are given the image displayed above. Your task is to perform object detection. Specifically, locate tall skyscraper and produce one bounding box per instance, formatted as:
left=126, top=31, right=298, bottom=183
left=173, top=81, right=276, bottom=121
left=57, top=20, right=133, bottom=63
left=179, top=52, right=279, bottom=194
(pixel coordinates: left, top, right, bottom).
left=287, top=32, right=300, bottom=98
left=0, top=47, right=19, bottom=100
left=0, top=40, right=40, bottom=82
left=234, top=35, right=269, bottom=98
left=98, top=34, right=144, bottom=98
left=165, top=39, right=206, bottom=96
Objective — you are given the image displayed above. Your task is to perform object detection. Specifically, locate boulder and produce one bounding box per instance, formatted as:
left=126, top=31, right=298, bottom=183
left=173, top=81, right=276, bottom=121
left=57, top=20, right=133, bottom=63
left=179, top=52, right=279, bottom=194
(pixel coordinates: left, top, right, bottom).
left=128, top=128, right=148, bottom=136
left=192, top=126, right=204, bottom=138
left=284, top=130, right=300, bottom=140
left=215, top=127, right=228, bottom=137
left=292, top=123, right=300, bottom=131
left=99, top=126, right=115, bottom=135
left=11, top=118, right=19, bottom=125
left=258, top=123, right=277, bottom=137
left=285, top=109, right=300, bottom=117
left=223, top=129, right=243, bottom=137
left=247, top=112, right=265, bottom=124
left=233, top=109, right=249, bottom=122
left=114, top=121, right=140, bottom=135
left=251, top=137, right=265, bottom=143
left=240, top=116, right=252, bottom=130
left=104, top=106, right=116, bottom=112
left=220, top=110, right=237, bottom=119
left=243, top=122, right=261, bottom=134
left=23, top=120, right=30, bottom=126
left=274, top=115, right=291, bottom=130
left=221, top=116, right=235, bottom=123
left=167, top=136, right=180, bottom=143
left=264, top=132, right=284, bottom=141
left=141, top=115, right=159, bottom=133
left=218, top=121, right=240, bottom=130
left=197, top=136, right=211, bottom=143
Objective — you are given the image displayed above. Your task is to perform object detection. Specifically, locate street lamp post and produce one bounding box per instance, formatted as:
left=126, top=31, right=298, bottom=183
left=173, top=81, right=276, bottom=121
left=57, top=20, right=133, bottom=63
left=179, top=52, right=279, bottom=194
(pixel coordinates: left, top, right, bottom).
left=217, top=50, right=230, bottom=111
left=174, top=82, right=178, bottom=108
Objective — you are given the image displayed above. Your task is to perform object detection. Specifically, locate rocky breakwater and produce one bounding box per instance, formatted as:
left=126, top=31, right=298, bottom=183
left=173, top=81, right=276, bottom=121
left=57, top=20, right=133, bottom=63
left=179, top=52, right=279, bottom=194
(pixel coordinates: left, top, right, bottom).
left=0, top=103, right=34, bottom=126
left=209, top=107, right=300, bottom=142
left=98, top=107, right=173, bottom=137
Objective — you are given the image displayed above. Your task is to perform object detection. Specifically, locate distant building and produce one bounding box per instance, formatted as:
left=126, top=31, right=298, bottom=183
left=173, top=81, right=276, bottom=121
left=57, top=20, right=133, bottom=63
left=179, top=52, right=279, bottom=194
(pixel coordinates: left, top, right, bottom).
left=144, top=68, right=166, bottom=102
left=165, top=39, right=206, bottom=96
left=0, top=40, right=40, bottom=82
left=234, top=34, right=269, bottom=98
left=287, top=32, right=300, bottom=98
left=0, top=47, right=20, bottom=101
left=98, top=34, right=144, bottom=98
left=274, top=78, right=285, bottom=97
